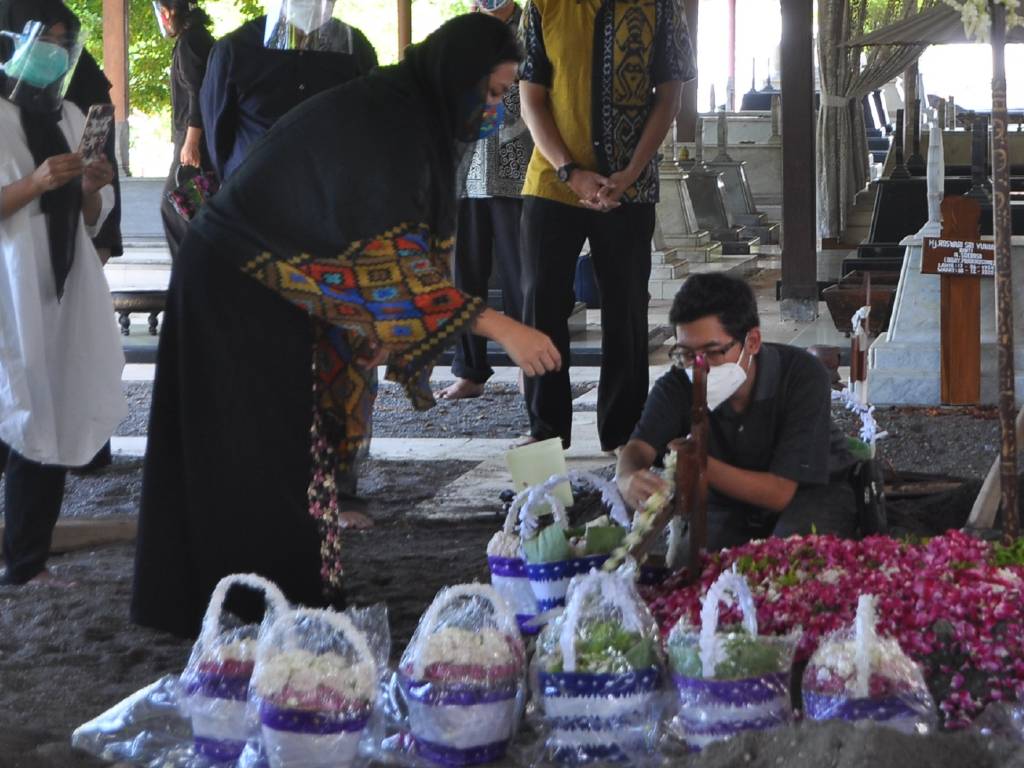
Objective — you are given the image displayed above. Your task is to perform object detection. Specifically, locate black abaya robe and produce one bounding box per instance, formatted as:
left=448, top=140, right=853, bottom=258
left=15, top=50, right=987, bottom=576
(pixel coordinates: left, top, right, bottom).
left=132, top=13, right=521, bottom=638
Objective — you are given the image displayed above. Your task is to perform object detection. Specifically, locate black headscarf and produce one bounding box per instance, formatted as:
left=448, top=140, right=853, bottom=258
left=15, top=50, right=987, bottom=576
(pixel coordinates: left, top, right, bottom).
left=374, top=13, right=522, bottom=233
left=195, top=12, right=523, bottom=263
left=0, top=0, right=83, bottom=299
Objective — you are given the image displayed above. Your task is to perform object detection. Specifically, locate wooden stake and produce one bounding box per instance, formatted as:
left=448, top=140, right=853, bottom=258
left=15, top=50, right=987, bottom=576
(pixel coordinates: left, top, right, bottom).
left=990, top=4, right=1019, bottom=541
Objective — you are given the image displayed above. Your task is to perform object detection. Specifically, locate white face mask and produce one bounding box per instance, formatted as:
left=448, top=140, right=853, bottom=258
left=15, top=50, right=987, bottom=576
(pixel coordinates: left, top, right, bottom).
left=284, top=0, right=333, bottom=33
left=685, top=343, right=751, bottom=410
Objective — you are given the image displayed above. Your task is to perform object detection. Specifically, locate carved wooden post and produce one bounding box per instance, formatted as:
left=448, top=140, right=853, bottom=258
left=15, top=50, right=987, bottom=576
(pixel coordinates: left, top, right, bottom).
left=990, top=3, right=1018, bottom=542
left=671, top=356, right=709, bottom=583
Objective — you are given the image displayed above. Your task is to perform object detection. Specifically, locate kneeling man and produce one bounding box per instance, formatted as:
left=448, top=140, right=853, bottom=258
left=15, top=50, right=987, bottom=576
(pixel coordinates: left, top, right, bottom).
left=616, top=274, right=858, bottom=551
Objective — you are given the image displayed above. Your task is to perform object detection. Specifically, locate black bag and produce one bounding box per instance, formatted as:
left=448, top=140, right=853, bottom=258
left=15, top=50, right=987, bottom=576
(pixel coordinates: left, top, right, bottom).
left=850, top=459, right=887, bottom=536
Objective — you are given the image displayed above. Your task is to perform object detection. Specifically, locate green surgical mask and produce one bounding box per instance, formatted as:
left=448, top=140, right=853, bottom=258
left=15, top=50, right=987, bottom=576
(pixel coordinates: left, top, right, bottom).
left=3, top=39, right=70, bottom=88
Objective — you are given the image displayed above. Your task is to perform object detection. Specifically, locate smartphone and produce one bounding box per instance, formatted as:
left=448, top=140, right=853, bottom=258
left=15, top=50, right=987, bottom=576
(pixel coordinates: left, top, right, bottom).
left=78, top=104, right=115, bottom=164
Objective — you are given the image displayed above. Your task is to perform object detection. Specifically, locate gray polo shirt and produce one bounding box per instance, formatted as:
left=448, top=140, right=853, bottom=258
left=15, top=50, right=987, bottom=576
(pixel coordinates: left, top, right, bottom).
left=632, top=343, right=853, bottom=499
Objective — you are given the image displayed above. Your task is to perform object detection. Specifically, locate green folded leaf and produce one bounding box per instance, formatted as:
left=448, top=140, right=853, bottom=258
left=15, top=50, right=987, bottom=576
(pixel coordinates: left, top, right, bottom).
left=584, top=525, right=626, bottom=556
left=522, top=524, right=571, bottom=564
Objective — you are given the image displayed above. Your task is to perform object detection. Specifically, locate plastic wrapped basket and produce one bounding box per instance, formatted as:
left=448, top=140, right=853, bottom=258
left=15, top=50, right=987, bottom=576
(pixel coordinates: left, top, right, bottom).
left=487, top=500, right=540, bottom=635
left=670, top=570, right=795, bottom=751
left=513, top=472, right=628, bottom=614
left=802, top=594, right=936, bottom=734
left=399, top=585, right=524, bottom=766
left=255, top=608, right=377, bottom=768
left=538, top=571, right=662, bottom=765
left=180, top=574, right=287, bottom=761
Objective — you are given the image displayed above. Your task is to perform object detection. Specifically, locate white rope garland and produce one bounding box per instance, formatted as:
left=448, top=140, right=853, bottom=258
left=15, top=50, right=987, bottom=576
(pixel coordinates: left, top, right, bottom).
left=832, top=387, right=888, bottom=447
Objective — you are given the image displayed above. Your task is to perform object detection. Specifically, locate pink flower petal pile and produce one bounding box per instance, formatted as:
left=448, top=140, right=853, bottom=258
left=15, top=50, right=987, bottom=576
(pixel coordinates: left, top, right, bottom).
left=643, top=532, right=1024, bottom=728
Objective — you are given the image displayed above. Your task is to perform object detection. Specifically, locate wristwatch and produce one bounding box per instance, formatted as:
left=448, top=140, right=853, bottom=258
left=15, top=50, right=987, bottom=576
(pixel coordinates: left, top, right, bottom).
left=556, top=162, right=579, bottom=184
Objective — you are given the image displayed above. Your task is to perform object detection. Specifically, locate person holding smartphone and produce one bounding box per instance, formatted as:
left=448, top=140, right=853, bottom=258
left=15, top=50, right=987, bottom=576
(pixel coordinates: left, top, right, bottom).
left=0, top=0, right=127, bottom=585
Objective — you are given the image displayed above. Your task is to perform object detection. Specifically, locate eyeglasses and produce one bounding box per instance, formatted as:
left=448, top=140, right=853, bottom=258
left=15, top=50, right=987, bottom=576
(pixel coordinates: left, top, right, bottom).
left=669, top=338, right=741, bottom=368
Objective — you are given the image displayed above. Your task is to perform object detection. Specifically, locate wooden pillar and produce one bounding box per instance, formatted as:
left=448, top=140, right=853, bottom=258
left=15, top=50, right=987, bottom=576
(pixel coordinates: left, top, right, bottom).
left=397, top=0, right=412, bottom=60
left=676, top=0, right=699, bottom=143
left=779, top=0, right=817, bottom=320
left=102, top=0, right=129, bottom=172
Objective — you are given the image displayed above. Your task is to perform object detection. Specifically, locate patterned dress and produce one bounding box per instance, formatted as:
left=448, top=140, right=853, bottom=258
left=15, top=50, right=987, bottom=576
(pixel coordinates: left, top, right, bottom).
left=132, top=14, right=516, bottom=637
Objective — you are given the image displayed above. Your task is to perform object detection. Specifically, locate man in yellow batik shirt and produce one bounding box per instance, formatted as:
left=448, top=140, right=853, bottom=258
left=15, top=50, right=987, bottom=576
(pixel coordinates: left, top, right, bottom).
left=518, top=0, right=696, bottom=452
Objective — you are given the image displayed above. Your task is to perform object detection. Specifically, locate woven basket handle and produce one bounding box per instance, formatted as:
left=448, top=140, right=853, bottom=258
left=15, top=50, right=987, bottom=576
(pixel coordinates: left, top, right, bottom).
left=198, top=573, right=288, bottom=648
left=698, top=567, right=758, bottom=678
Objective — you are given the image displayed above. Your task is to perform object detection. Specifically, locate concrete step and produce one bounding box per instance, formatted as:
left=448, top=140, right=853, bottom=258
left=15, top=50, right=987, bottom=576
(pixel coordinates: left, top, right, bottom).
left=650, top=260, right=689, bottom=280
left=651, top=248, right=683, bottom=266
left=663, top=230, right=711, bottom=248
left=744, top=223, right=781, bottom=245
left=673, top=241, right=724, bottom=264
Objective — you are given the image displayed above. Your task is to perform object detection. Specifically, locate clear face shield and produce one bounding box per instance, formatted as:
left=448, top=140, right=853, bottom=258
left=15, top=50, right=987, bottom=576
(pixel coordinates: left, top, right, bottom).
left=263, top=0, right=353, bottom=53
left=0, top=21, right=83, bottom=113
left=151, top=1, right=174, bottom=38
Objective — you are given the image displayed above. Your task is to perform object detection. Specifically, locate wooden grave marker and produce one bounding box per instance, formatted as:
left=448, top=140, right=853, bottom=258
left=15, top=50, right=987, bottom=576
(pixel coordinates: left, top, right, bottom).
left=614, top=358, right=709, bottom=583
left=922, top=197, right=992, bottom=404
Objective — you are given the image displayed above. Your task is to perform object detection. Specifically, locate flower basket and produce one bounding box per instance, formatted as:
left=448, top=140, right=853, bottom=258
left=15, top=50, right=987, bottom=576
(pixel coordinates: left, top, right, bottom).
left=667, top=569, right=797, bottom=751
left=398, top=584, right=526, bottom=766
left=802, top=594, right=936, bottom=734
left=179, top=574, right=287, bottom=761
left=487, top=502, right=539, bottom=635
left=512, top=472, right=629, bottom=616
left=251, top=607, right=378, bottom=768
left=535, top=569, right=665, bottom=764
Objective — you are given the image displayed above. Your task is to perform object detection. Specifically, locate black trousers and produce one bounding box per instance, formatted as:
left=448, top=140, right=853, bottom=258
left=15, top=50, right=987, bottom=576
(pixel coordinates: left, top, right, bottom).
left=451, top=197, right=524, bottom=383
left=521, top=196, right=655, bottom=451
left=703, top=480, right=859, bottom=552
left=0, top=440, right=66, bottom=583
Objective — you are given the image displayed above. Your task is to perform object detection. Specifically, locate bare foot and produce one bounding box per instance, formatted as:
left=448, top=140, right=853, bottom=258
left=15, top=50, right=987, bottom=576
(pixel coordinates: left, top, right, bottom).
left=510, top=435, right=540, bottom=449
left=339, top=510, right=375, bottom=530
left=438, top=379, right=486, bottom=400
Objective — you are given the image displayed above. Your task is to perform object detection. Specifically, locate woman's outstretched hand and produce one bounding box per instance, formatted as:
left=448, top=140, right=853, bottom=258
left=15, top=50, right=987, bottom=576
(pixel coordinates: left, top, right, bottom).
left=500, top=323, right=561, bottom=377
left=473, top=309, right=561, bottom=378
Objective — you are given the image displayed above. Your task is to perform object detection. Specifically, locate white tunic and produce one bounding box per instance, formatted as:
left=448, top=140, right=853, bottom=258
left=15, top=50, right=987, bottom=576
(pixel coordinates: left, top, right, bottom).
left=0, top=98, right=127, bottom=467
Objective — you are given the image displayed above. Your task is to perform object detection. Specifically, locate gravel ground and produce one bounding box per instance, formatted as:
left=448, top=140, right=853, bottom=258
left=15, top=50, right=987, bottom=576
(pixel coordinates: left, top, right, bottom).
left=116, top=381, right=595, bottom=439
left=833, top=404, right=1001, bottom=480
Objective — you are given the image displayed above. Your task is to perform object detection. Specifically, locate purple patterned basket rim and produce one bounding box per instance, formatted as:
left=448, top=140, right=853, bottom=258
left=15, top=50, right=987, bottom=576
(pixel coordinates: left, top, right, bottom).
left=259, top=701, right=369, bottom=735
left=540, top=668, right=660, bottom=698
left=182, top=670, right=251, bottom=701
left=676, top=711, right=790, bottom=738
left=412, top=735, right=510, bottom=767
left=672, top=671, right=790, bottom=705
left=488, top=556, right=527, bottom=578
left=194, top=735, right=246, bottom=760
left=399, top=673, right=519, bottom=706
left=803, top=690, right=931, bottom=722
left=525, top=555, right=610, bottom=581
